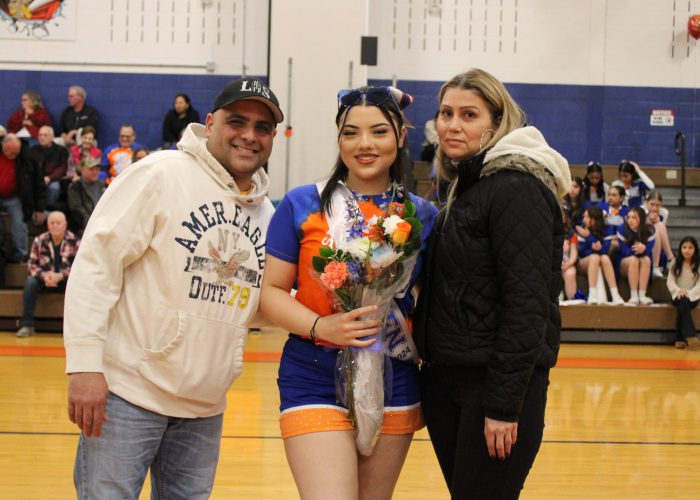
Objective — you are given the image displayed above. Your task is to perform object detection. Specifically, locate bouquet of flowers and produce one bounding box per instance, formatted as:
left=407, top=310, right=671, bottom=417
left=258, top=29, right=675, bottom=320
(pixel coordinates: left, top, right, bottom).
left=313, top=195, right=423, bottom=455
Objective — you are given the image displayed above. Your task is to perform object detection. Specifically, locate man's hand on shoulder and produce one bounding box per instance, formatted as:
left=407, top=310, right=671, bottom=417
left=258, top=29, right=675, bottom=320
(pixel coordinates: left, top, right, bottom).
left=67, top=372, right=109, bottom=437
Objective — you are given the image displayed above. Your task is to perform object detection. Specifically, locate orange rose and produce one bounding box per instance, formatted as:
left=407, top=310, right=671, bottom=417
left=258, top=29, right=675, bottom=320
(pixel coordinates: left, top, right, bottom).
left=388, top=202, right=405, bottom=218
left=392, top=221, right=412, bottom=244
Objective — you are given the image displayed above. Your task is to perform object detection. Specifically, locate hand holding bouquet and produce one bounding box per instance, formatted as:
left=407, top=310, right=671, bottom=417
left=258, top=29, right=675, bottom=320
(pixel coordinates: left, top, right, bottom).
left=312, top=196, right=423, bottom=455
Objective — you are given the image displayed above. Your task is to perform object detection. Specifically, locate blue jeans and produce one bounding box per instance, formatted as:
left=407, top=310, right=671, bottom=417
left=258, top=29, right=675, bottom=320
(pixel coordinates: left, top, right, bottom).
left=22, top=275, right=66, bottom=326
left=0, top=196, right=28, bottom=262
left=74, top=392, right=223, bottom=499
left=46, top=180, right=62, bottom=208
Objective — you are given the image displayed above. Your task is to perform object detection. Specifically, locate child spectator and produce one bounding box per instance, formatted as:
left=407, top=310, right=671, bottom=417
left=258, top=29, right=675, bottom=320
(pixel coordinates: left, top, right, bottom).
left=563, top=176, right=585, bottom=227
left=612, top=160, right=654, bottom=208
left=644, top=190, right=674, bottom=278
left=617, top=206, right=656, bottom=305
left=576, top=206, right=624, bottom=305
left=667, top=237, right=700, bottom=349
left=67, top=157, right=106, bottom=236
left=582, top=161, right=609, bottom=207
left=67, top=125, right=101, bottom=181
left=131, top=147, right=149, bottom=163
left=16, top=211, right=79, bottom=338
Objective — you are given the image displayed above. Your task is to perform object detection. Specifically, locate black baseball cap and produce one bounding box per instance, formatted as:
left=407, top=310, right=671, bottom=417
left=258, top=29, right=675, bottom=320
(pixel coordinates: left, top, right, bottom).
left=212, top=77, right=284, bottom=123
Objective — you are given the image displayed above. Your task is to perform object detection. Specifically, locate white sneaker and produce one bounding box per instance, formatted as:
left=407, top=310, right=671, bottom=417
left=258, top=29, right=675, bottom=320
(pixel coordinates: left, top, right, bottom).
left=588, top=296, right=598, bottom=305
left=639, top=295, right=653, bottom=305
left=652, top=268, right=663, bottom=279
left=16, top=326, right=35, bottom=338
left=625, top=297, right=640, bottom=306
left=612, top=296, right=625, bottom=306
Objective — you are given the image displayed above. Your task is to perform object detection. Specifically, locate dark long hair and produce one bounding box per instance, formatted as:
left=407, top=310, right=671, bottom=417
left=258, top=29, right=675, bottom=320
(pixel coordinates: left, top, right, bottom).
left=621, top=206, right=653, bottom=245
left=618, top=160, right=640, bottom=183
left=583, top=161, right=605, bottom=200
left=671, top=236, right=700, bottom=280
left=563, top=176, right=585, bottom=225
left=320, top=88, right=408, bottom=215
left=585, top=206, right=606, bottom=241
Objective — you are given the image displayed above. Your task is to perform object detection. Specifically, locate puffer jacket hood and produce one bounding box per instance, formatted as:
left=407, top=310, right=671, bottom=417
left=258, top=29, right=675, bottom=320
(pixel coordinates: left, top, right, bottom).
left=177, top=123, right=271, bottom=207
left=483, top=126, right=571, bottom=198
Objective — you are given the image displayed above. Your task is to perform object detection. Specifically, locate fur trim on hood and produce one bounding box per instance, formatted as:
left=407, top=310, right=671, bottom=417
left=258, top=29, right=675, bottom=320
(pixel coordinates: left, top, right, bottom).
left=482, top=126, right=571, bottom=198
left=177, top=123, right=271, bottom=206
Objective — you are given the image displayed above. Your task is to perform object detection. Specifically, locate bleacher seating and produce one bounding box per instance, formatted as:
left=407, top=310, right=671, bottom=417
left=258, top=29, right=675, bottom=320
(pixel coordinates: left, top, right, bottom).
left=1, top=212, right=65, bottom=332
left=412, top=161, right=700, bottom=344
left=2, top=163, right=699, bottom=342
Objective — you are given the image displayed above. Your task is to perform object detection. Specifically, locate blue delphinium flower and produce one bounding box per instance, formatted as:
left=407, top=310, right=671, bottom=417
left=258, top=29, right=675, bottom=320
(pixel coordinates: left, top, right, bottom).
left=346, top=261, right=363, bottom=284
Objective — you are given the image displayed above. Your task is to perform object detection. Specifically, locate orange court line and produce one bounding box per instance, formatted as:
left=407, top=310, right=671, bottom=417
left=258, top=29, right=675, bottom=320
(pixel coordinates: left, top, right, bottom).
left=556, top=357, right=700, bottom=370
left=0, top=345, right=699, bottom=370
left=0, top=345, right=283, bottom=362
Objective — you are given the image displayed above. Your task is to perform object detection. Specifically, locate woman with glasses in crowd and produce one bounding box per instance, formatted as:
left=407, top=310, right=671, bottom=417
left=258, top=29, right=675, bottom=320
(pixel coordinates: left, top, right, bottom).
left=413, top=68, right=570, bottom=499
left=7, top=90, right=52, bottom=142
left=260, top=86, right=437, bottom=499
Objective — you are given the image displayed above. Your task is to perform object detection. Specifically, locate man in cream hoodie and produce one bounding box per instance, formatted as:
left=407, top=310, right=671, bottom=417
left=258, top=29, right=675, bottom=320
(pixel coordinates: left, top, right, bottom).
left=64, top=78, right=282, bottom=498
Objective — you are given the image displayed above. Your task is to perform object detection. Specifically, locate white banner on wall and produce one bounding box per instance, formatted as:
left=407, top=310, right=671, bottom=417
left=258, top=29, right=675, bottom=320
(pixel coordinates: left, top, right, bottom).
left=650, top=109, right=674, bottom=127
left=0, top=0, right=77, bottom=41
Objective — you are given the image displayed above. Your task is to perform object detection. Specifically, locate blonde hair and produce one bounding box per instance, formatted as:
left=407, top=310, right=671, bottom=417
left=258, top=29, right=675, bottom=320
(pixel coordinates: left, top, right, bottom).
left=22, top=90, right=44, bottom=109
left=436, top=68, right=526, bottom=213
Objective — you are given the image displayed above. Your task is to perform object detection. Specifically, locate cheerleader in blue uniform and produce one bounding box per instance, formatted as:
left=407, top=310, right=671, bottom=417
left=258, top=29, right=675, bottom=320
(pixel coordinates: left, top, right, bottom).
left=617, top=206, right=656, bottom=305
left=582, top=161, right=609, bottom=208
left=612, top=160, right=654, bottom=208
left=576, top=206, right=625, bottom=305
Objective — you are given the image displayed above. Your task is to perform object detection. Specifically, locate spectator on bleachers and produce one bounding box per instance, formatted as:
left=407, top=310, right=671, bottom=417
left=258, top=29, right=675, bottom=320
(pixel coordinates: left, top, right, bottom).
left=16, top=211, right=79, bottom=338
left=617, top=206, right=656, bottom=305
left=582, top=161, right=609, bottom=207
left=67, top=157, right=105, bottom=236
left=600, top=185, right=628, bottom=256
left=563, top=176, right=585, bottom=227
left=162, top=93, right=200, bottom=149
left=644, top=190, right=674, bottom=279
left=613, top=160, right=654, bottom=208
left=6, top=90, right=52, bottom=143
left=67, top=125, right=101, bottom=181
left=101, top=124, right=143, bottom=183
left=576, top=206, right=624, bottom=305
left=667, top=236, right=700, bottom=350
left=420, top=112, right=439, bottom=162
left=31, top=126, right=68, bottom=209
left=131, top=147, right=149, bottom=163
left=58, top=85, right=100, bottom=147
left=0, top=134, right=46, bottom=264
left=600, top=185, right=628, bottom=230
left=562, top=211, right=579, bottom=300
left=421, top=112, right=450, bottom=207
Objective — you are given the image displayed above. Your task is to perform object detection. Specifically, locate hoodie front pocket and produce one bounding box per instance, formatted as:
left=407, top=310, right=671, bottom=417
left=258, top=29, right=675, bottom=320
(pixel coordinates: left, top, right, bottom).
left=138, top=312, right=248, bottom=405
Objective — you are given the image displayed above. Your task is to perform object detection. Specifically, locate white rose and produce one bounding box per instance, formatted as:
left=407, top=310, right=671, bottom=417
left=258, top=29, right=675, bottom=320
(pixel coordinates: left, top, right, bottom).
left=382, top=215, right=404, bottom=236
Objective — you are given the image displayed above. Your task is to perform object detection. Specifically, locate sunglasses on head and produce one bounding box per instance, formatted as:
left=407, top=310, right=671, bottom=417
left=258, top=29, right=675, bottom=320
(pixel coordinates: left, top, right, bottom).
left=337, top=87, right=399, bottom=112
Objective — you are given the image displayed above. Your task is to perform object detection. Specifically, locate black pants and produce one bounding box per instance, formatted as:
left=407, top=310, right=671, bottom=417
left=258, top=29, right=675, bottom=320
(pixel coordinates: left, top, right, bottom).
left=673, top=297, right=699, bottom=341
left=420, top=365, right=549, bottom=500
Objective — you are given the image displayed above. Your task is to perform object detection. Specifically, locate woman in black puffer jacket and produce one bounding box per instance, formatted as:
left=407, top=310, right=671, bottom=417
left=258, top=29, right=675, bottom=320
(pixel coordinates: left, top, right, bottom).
left=413, top=68, right=571, bottom=500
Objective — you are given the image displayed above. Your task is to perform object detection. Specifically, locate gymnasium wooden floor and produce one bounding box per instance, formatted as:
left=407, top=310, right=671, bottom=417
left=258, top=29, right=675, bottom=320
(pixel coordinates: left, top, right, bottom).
left=1, top=328, right=699, bottom=499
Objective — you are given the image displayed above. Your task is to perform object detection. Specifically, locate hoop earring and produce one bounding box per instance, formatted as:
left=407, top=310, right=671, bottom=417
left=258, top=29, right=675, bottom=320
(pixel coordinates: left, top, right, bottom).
left=479, top=128, right=495, bottom=151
